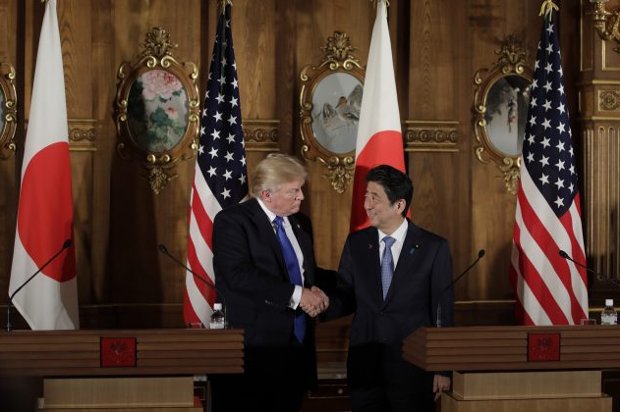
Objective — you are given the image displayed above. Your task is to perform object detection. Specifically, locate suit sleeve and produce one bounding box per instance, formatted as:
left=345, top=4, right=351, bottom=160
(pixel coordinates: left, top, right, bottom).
left=213, top=209, right=295, bottom=307
left=430, top=239, right=454, bottom=328
left=323, top=235, right=357, bottom=320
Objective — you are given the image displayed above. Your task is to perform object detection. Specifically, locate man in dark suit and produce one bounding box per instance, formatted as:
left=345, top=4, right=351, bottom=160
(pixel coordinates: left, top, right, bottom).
left=212, top=153, right=329, bottom=412
left=327, top=164, right=454, bottom=412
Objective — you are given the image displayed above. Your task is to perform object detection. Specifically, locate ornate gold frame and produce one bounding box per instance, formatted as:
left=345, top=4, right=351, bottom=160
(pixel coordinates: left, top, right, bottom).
left=0, top=62, right=17, bottom=159
left=299, top=31, right=365, bottom=194
left=473, top=35, right=533, bottom=195
left=115, top=27, right=200, bottom=194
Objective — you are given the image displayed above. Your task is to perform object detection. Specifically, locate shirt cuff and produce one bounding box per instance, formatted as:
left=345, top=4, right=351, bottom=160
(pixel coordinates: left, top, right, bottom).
left=289, top=285, right=303, bottom=309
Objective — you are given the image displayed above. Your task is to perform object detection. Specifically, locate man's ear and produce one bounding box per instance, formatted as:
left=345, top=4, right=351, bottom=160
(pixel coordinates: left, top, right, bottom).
left=260, top=190, right=271, bottom=202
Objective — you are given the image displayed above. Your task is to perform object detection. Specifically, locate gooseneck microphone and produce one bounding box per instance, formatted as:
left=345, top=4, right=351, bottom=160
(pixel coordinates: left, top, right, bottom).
left=436, top=249, right=486, bottom=328
left=7, top=239, right=73, bottom=332
left=158, top=244, right=227, bottom=327
left=559, top=249, right=619, bottom=286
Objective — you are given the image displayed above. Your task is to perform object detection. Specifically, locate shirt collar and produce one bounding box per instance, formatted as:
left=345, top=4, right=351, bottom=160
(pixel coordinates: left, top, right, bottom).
left=257, top=197, right=285, bottom=226
left=378, top=218, right=408, bottom=244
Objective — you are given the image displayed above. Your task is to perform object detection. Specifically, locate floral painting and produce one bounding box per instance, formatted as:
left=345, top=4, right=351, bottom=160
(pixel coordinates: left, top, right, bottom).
left=127, top=69, right=189, bottom=152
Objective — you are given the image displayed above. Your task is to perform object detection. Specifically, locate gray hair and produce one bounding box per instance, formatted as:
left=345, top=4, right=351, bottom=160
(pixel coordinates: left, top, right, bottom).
left=251, top=153, right=307, bottom=196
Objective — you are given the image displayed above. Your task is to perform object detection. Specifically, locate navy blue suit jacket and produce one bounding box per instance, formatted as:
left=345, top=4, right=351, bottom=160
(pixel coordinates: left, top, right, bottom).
left=327, top=220, right=454, bottom=386
left=213, top=197, right=319, bottom=347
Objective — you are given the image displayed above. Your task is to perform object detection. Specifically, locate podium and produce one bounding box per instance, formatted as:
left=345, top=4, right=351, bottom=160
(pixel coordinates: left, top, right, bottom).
left=0, top=329, right=244, bottom=411
left=403, top=325, right=615, bottom=412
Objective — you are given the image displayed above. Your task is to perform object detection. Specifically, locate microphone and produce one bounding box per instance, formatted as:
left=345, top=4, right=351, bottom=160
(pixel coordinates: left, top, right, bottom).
left=436, top=249, right=485, bottom=328
left=6, top=239, right=73, bottom=332
left=157, top=244, right=228, bottom=328
left=559, top=249, right=620, bottom=286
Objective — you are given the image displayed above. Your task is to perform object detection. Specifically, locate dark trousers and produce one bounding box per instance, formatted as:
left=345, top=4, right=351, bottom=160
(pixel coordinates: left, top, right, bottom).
left=348, top=343, right=435, bottom=412
left=211, top=344, right=311, bottom=412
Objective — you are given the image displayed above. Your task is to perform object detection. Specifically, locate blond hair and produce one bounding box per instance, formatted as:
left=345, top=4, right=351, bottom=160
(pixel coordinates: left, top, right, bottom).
left=251, top=153, right=307, bottom=196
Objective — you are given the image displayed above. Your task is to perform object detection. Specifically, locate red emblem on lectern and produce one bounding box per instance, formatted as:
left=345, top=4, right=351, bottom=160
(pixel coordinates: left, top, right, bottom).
left=100, top=337, right=137, bottom=367
left=527, top=333, right=560, bottom=361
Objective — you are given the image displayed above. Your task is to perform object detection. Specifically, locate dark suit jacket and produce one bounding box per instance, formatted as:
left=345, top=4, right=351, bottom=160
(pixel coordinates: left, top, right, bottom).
left=212, top=197, right=319, bottom=383
left=327, top=220, right=454, bottom=387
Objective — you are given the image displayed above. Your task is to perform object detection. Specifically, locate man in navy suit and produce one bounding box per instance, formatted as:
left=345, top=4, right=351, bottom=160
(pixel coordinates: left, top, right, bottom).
left=212, top=153, right=329, bottom=412
left=327, top=164, right=454, bottom=412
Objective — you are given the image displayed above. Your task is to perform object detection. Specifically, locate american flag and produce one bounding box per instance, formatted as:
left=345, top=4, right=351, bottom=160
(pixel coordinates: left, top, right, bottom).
left=184, top=3, right=247, bottom=326
left=510, top=7, right=588, bottom=325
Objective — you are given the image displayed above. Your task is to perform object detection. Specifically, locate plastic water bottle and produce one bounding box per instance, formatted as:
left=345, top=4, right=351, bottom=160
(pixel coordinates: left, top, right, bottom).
left=209, top=303, right=225, bottom=329
left=601, top=299, right=618, bottom=325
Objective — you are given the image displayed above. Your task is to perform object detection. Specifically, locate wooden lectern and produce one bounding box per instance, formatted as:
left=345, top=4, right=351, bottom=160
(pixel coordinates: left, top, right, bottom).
left=0, top=328, right=244, bottom=411
left=403, top=325, right=616, bottom=412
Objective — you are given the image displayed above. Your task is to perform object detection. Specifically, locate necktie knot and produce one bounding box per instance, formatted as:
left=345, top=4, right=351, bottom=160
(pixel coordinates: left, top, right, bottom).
left=383, top=236, right=395, bottom=248
left=273, top=216, right=284, bottom=229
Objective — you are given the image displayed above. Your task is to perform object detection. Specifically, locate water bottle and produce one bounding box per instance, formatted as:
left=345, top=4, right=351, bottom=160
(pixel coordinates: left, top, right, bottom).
left=209, top=303, right=225, bottom=329
left=601, top=299, right=618, bottom=325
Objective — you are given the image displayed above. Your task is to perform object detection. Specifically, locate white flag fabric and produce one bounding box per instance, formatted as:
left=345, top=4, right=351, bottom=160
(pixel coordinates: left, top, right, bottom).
left=350, top=0, right=406, bottom=232
left=9, top=0, right=79, bottom=330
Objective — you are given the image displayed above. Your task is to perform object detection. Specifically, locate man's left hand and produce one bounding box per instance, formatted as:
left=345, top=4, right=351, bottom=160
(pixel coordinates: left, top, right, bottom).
left=433, top=374, right=450, bottom=401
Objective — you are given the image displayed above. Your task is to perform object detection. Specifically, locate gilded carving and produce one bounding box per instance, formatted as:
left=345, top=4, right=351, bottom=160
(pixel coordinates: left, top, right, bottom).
left=404, top=122, right=458, bottom=152
left=299, top=31, right=365, bottom=194
left=0, top=62, right=17, bottom=159
left=473, top=35, right=533, bottom=195
left=591, top=0, right=620, bottom=53
left=115, top=27, right=200, bottom=194
left=599, top=89, right=620, bottom=111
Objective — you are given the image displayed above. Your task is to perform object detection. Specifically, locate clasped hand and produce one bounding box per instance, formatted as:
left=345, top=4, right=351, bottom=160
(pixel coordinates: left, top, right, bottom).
left=300, top=286, right=329, bottom=317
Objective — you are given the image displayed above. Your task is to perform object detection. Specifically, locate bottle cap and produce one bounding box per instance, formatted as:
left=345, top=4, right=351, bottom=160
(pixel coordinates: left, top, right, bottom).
left=214, top=303, right=223, bottom=310
left=606, top=299, right=614, bottom=307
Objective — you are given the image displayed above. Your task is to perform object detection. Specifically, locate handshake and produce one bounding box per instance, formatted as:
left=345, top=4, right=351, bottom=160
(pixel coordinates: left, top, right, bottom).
left=300, top=286, right=329, bottom=318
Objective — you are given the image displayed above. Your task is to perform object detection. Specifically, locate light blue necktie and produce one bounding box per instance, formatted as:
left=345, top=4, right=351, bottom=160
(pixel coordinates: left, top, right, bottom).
left=273, top=216, right=306, bottom=343
left=381, top=236, right=396, bottom=299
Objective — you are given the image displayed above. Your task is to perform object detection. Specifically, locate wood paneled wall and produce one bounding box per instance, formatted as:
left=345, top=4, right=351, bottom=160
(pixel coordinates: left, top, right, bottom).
left=0, top=0, right=607, bottom=329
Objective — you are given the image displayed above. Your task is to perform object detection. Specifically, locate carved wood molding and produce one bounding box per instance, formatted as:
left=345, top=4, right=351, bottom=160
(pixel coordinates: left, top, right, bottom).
left=599, top=89, right=620, bottom=111
left=403, top=120, right=459, bottom=152
left=243, top=119, right=279, bottom=152
left=68, top=118, right=97, bottom=151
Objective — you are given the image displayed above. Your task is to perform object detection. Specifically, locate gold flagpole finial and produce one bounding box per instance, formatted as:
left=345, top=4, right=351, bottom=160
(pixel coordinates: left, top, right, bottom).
left=539, top=0, right=559, bottom=18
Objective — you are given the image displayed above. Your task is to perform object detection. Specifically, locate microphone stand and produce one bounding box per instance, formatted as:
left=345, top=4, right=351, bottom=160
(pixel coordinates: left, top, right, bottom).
left=559, top=249, right=620, bottom=288
left=436, top=249, right=486, bottom=328
left=158, top=244, right=228, bottom=328
left=7, top=239, right=73, bottom=332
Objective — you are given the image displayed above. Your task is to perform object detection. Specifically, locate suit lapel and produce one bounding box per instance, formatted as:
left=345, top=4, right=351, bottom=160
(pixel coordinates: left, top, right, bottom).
left=245, top=199, right=288, bottom=278
left=289, top=215, right=314, bottom=285
left=357, top=228, right=383, bottom=306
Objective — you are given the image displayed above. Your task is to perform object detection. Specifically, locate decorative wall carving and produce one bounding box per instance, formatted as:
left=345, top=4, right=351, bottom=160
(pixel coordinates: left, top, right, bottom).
left=115, top=27, right=200, bottom=194
left=599, top=89, right=620, bottom=111
left=473, top=35, right=532, bottom=195
left=299, top=31, right=364, bottom=194
left=243, top=119, right=279, bottom=152
left=0, top=62, right=17, bottom=159
left=403, top=120, right=458, bottom=152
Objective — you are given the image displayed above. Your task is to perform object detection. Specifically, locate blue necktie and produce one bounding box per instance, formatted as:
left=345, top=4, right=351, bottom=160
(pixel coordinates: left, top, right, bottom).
left=381, top=236, right=396, bottom=299
left=273, top=216, right=306, bottom=343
